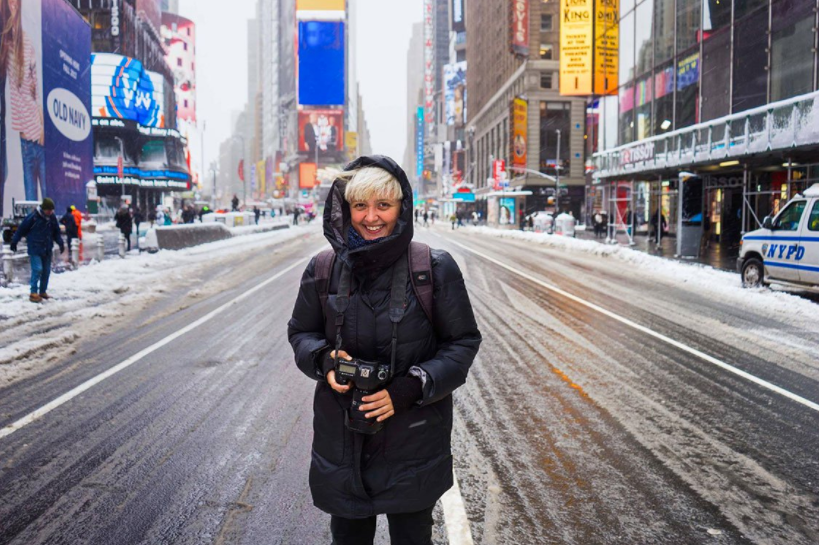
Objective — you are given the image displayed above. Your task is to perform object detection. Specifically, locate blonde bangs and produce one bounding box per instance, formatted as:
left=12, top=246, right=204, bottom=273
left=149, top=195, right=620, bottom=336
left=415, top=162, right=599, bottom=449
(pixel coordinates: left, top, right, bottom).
left=342, top=167, right=403, bottom=203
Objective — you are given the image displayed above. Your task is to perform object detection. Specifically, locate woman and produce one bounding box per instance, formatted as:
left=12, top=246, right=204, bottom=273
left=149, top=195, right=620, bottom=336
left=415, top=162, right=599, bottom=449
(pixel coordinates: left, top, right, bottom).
left=288, top=155, right=481, bottom=545
left=6, top=0, right=45, bottom=201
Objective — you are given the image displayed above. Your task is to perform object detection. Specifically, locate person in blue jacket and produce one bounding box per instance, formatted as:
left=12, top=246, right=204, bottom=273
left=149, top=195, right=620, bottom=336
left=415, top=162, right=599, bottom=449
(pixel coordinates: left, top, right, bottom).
left=10, top=197, right=64, bottom=303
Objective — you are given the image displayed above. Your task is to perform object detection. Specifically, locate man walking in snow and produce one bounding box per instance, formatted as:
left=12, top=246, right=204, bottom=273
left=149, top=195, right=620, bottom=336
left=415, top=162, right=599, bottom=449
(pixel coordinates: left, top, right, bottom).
left=11, top=198, right=65, bottom=303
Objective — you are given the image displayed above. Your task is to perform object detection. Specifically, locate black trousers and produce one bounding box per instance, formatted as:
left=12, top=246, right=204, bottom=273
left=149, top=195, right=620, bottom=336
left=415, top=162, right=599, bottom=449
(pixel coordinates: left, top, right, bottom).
left=330, top=505, right=434, bottom=545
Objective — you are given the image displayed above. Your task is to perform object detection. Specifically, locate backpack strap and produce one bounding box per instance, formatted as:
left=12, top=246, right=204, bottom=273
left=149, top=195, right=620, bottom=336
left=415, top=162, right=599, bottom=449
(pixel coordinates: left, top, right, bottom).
left=314, top=248, right=336, bottom=311
left=408, top=241, right=434, bottom=325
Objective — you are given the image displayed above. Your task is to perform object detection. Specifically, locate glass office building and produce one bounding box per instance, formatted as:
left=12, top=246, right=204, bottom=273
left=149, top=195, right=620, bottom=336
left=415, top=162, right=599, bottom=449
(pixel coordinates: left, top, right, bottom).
left=590, top=0, right=819, bottom=256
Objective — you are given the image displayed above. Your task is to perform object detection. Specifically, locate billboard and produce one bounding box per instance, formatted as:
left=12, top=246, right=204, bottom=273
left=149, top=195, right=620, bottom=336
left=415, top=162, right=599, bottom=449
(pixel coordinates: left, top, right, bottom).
left=511, top=98, right=527, bottom=169
left=297, top=0, right=345, bottom=10
left=298, top=21, right=345, bottom=106
left=1, top=0, right=92, bottom=216
left=559, top=0, right=593, bottom=95
left=161, top=13, right=196, bottom=123
left=416, top=107, right=424, bottom=178
left=300, top=162, right=317, bottom=188
left=510, top=0, right=529, bottom=57
left=298, top=109, right=343, bottom=153
left=444, top=61, right=467, bottom=127
left=594, top=0, right=619, bottom=95
left=452, top=0, right=465, bottom=33
left=91, top=53, right=166, bottom=127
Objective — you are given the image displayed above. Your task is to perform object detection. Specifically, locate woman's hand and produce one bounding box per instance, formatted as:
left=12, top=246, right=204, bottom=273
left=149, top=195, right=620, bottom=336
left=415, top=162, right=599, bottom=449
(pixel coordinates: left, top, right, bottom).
left=359, top=390, right=395, bottom=422
left=326, top=350, right=352, bottom=394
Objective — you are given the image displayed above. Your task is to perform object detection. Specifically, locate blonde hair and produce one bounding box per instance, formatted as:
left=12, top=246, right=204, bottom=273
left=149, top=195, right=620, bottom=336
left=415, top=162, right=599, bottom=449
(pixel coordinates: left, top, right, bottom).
left=340, top=166, right=403, bottom=203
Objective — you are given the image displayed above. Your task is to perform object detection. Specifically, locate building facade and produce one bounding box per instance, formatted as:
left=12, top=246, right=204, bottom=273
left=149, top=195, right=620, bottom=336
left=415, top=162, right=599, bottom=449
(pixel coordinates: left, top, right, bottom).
left=467, top=0, right=587, bottom=227
left=71, top=0, right=191, bottom=213
left=591, top=0, right=819, bottom=256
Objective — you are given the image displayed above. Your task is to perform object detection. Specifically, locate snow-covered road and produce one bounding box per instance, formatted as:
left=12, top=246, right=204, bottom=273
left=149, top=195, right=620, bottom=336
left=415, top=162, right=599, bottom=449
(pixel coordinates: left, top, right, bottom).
left=0, top=225, right=817, bottom=544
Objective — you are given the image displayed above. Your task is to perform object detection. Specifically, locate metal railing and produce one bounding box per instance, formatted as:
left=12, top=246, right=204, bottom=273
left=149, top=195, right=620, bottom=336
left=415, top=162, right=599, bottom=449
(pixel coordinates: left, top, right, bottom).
left=593, top=90, right=819, bottom=180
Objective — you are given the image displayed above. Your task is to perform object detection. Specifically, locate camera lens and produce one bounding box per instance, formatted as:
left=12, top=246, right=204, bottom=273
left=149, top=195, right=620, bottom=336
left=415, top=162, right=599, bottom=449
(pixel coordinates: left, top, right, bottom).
left=377, top=369, right=387, bottom=381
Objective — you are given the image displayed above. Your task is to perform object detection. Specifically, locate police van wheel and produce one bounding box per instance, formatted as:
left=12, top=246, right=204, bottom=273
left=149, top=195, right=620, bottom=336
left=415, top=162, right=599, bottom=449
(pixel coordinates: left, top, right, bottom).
left=741, top=258, right=765, bottom=288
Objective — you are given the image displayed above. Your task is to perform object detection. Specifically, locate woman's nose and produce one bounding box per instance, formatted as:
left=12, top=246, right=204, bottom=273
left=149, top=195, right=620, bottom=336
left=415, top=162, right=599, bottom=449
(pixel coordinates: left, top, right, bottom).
left=365, top=208, right=379, bottom=222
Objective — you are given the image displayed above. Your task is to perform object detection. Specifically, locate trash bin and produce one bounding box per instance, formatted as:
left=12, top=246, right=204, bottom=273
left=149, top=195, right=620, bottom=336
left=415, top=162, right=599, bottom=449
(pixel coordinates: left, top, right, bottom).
left=554, top=213, right=576, bottom=237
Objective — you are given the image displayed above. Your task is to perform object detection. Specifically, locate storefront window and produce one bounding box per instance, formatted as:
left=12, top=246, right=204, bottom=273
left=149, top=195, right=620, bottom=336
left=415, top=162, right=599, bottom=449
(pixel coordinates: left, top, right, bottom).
left=620, top=11, right=635, bottom=85
left=701, top=28, right=730, bottom=121
left=676, top=50, right=699, bottom=128
left=770, top=0, right=816, bottom=102
left=635, top=76, right=652, bottom=140
left=540, top=101, right=571, bottom=175
left=141, top=140, right=167, bottom=165
left=733, top=6, right=769, bottom=112
left=619, top=85, right=635, bottom=145
left=95, top=135, right=121, bottom=160
left=635, top=0, right=653, bottom=77
left=654, top=63, right=674, bottom=134
left=653, top=0, right=674, bottom=66
left=735, top=0, right=768, bottom=19
left=675, top=0, right=700, bottom=54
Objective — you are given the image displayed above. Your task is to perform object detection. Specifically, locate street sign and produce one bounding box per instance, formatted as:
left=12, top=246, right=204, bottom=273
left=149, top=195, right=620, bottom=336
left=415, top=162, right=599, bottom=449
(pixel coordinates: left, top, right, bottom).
left=117, top=155, right=123, bottom=180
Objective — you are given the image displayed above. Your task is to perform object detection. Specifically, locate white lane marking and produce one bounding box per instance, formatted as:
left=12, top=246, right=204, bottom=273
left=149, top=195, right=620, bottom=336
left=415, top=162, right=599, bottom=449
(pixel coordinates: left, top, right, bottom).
left=446, top=237, right=819, bottom=413
left=0, top=257, right=311, bottom=441
left=442, top=473, right=474, bottom=545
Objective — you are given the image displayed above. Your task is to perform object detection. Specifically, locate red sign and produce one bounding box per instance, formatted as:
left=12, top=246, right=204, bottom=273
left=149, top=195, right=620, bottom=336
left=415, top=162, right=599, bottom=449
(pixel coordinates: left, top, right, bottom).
left=511, top=0, right=529, bottom=57
left=238, top=159, right=245, bottom=181
left=493, top=159, right=506, bottom=190
left=117, top=156, right=123, bottom=179
left=300, top=162, right=318, bottom=189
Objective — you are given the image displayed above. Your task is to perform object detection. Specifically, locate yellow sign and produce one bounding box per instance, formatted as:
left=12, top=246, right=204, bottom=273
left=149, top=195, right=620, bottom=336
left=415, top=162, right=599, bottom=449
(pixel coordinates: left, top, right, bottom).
left=296, top=0, right=345, bottom=10
left=559, top=0, right=594, bottom=96
left=511, top=98, right=528, bottom=168
left=594, top=0, right=619, bottom=95
left=345, top=131, right=358, bottom=160
left=257, top=160, right=266, bottom=194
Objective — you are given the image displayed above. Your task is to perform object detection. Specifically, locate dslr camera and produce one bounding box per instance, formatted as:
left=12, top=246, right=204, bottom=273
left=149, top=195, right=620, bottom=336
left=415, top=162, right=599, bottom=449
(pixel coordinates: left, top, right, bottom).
left=335, top=358, right=392, bottom=434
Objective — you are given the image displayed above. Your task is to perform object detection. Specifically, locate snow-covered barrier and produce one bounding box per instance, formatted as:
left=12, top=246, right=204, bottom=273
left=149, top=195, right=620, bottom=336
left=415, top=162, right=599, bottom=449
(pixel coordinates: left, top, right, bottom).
left=151, top=223, right=233, bottom=251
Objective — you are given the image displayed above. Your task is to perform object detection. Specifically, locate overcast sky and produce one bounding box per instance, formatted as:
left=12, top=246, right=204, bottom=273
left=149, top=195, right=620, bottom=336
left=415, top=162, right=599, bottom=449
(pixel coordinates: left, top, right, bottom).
left=178, top=0, right=422, bottom=174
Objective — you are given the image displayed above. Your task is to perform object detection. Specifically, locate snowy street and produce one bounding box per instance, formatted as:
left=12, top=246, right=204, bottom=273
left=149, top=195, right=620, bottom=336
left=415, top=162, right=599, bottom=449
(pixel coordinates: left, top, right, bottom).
left=1, top=226, right=818, bottom=544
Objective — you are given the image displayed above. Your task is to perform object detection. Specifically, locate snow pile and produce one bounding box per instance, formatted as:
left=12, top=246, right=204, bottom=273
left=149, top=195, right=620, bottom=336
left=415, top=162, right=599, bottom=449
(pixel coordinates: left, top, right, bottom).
left=0, top=225, right=316, bottom=380
left=460, top=226, right=819, bottom=324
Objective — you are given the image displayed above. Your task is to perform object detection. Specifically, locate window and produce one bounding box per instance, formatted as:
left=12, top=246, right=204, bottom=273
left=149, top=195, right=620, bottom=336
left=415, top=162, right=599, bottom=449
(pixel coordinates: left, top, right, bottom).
left=809, top=201, right=819, bottom=231
left=675, top=50, right=699, bottom=128
left=775, top=201, right=807, bottom=230
left=733, top=6, right=769, bottom=112
left=619, top=11, right=635, bottom=84
left=540, top=44, right=553, bottom=60
left=183, top=42, right=188, bottom=51
left=634, top=0, right=653, bottom=77
left=177, top=58, right=183, bottom=67
left=540, top=72, right=553, bottom=89
left=653, top=0, right=674, bottom=65
left=619, top=85, right=635, bottom=144
left=540, top=102, right=571, bottom=175
left=540, top=14, right=553, bottom=32
left=676, top=0, right=701, bottom=53
left=770, top=0, right=815, bottom=102
left=701, top=28, right=731, bottom=121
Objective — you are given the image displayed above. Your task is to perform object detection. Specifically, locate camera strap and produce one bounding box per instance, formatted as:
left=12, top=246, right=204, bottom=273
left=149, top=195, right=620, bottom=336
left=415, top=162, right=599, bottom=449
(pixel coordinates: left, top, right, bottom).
left=388, top=253, right=409, bottom=378
left=333, top=263, right=352, bottom=369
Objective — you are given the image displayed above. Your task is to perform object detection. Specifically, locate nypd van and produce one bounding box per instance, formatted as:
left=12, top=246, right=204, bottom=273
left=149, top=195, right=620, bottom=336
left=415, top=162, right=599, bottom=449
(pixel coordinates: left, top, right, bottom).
left=738, top=183, right=819, bottom=291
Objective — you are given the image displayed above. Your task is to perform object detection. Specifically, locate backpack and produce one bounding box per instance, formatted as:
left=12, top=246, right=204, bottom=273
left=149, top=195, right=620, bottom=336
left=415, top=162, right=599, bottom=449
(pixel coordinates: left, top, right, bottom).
left=314, top=241, right=434, bottom=325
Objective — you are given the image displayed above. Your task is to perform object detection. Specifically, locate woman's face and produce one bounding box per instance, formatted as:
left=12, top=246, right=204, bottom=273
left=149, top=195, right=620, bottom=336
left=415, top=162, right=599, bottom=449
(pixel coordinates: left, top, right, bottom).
left=349, top=196, right=401, bottom=241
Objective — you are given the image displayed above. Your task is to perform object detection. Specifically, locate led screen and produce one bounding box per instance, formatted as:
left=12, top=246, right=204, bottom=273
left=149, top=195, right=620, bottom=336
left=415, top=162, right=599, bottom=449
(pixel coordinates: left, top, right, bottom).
left=298, top=21, right=345, bottom=106
left=91, top=53, right=165, bottom=128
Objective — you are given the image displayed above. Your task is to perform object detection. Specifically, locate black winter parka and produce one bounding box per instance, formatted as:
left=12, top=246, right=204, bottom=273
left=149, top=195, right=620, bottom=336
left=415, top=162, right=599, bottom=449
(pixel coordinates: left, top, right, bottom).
left=287, top=155, right=481, bottom=519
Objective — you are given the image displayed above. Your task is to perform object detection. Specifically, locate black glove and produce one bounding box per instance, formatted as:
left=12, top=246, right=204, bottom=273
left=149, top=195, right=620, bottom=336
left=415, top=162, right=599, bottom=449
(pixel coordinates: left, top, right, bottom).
left=386, top=376, right=423, bottom=414
left=10, top=242, right=17, bottom=252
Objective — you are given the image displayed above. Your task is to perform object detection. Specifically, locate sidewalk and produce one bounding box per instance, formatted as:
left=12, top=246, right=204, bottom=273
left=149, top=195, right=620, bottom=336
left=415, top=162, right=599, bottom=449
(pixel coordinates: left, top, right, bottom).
left=574, top=229, right=739, bottom=272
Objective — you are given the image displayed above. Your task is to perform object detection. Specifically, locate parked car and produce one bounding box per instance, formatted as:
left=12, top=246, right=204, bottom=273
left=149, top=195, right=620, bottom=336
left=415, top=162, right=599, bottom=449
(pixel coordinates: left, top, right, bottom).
left=2, top=200, right=40, bottom=244
left=738, top=183, right=819, bottom=291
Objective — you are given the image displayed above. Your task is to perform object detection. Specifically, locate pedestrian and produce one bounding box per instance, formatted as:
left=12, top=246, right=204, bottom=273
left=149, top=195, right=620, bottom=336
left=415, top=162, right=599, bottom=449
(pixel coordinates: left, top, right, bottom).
left=457, top=211, right=464, bottom=229
left=115, top=205, right=133, bottom=252
left=10, top=198, right=64, bottom=303
left=471, top=210, right=478, bottom=226
left=414, top=208, right=420, bottom=225
left=293, top=207, right=301, bottom=226
left=133, top=206, right=143, bottom=235
left=288, top=155, right=481, bottom=545
left=430, top=210, right=436, bottom=225
left=60, top=206, right=78, bottom=251
left=181, top=205, right=194, bottom=224
left=163, top=208, right=172, bottom=226
left=450, top=212, right=456, bottom=230
left=71, top=205, right=83, bottom=240
left=231, top=194, right=240, bottom=212
left=253, top=206, right=260, bottom=225
left=148, top=208, right=157, bottom=228
left=422, top=210, right=428, bottom=227
left=199, top=205, right=212, bottom=222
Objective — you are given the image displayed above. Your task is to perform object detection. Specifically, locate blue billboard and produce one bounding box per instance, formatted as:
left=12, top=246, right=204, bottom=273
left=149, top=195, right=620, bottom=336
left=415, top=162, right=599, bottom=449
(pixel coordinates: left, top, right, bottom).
left=91, top=53, right=166, bottom=128
left=298, top=21, right=345, bottom=106
left=1, top=0, right=92, bottom=216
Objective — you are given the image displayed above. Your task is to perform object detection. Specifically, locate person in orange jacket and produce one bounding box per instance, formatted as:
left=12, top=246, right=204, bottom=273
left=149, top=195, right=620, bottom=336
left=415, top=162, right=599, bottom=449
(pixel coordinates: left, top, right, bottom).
left=71, top=205, right=83, bottom=240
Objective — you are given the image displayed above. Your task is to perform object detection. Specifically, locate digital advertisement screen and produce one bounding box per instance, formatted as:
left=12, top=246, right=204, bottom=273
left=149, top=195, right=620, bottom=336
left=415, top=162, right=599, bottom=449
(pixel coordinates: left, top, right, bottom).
left=91, top=53, right=166, bottom=128
left=298, top=21, right=345, bottom=106
left=298, top=110, right=344, bottom=153
left=444, top=61, right=467, bottom=127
